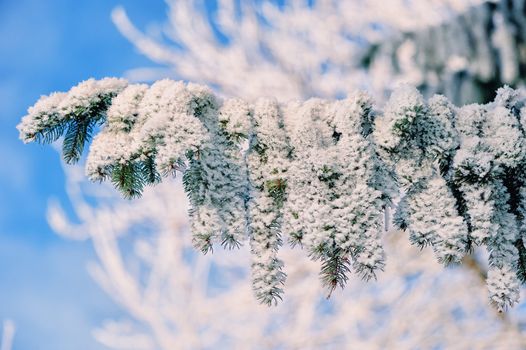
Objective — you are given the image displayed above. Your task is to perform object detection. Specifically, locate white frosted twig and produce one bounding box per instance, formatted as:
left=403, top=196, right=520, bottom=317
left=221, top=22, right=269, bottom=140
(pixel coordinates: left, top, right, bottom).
left=1, top=320, right=15, bottom=350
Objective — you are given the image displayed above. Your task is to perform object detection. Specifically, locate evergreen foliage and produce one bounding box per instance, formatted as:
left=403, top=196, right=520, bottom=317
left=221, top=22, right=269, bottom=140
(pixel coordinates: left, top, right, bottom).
left=18, top=78, right=526, bottom=310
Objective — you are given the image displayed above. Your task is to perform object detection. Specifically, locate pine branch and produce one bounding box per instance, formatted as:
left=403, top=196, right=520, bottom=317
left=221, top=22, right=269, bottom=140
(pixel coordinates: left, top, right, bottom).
left=139, top=156, right=161, bottom=185
left=220, top=232, right=242, bottom=250
left=265, top=178, right=287, bottom=208
left=182, top=156, right=207, bottom=207
left=515, top=238, right=526, bottom=284
left=19, top=79, right=526, bottom=309
left=111, top=161, right=145, bottom=199
left=288, top=227, right=303, bottom=248
left=62, top=118, right=95, bottom=164
left=30, top=121, right=66, bottom=145
left=352, top=243, right=385, bottom=281
left=320, top=248, right=351, bottom=298
left=192, top=231, right=214, bottom=254
left=252, top=257, right=286, bottom=306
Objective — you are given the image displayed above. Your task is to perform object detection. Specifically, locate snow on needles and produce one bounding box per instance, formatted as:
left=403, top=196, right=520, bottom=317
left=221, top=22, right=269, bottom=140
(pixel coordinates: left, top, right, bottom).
left=18, top=78, right=526, bottom=311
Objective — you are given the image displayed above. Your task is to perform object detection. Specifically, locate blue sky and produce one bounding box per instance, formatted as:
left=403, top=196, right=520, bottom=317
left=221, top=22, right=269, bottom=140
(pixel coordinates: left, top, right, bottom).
left=0, top=1, right=168, bottom=348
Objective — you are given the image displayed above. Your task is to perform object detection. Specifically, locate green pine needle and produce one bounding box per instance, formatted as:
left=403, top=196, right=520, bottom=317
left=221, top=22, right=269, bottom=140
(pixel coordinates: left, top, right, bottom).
left=192, top=232, right=214, bottom=254
left=31, top=120, right=66, bottom=144
left=111, top=162, right=145, bottom=199
left=140, top=156, right=161, bottom=185
left=515, top=238, right=526, bottom=284
left=62, top=119, right=94, bottom=164
left=183, top=155, right=207, bottom=207
left=221, top=232, right=242, bottom=250
left=320, top=248, right=351, bottom=299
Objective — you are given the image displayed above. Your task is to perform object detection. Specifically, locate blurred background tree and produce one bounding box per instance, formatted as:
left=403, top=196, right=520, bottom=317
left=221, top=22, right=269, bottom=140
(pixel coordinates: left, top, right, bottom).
left=44, top=0, right=526, bottom=349
left=113, top=0, right=526, bottom=104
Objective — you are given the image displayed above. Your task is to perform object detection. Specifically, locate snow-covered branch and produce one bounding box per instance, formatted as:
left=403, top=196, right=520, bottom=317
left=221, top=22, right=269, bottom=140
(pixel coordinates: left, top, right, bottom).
left=18, top=78, right=526, bottom=311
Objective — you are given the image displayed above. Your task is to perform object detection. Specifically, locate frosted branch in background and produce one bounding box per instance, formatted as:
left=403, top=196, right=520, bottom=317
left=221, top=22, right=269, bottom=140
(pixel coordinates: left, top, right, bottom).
left=367, top=0, right=526, bottom=104
left=1, top=320, right=15, bottom=350
left=109, top=0, right=526, bottom=104
left=111, top=0, right=489, bottom=102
